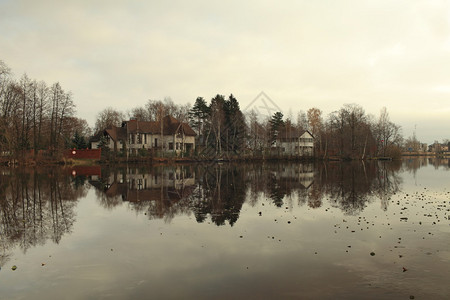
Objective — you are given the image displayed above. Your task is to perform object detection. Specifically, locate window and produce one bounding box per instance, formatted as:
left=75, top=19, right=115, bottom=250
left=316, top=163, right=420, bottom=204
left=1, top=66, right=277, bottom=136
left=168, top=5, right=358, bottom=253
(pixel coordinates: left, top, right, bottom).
left=169, top=142, right=173, bottom=150
left=137, top=133, right=142, bottom=144
left=176, top=142, right=179, bottom=150
left=144, top=134, right=147, bottom=144
left=155, top=138, right=158, bottom=147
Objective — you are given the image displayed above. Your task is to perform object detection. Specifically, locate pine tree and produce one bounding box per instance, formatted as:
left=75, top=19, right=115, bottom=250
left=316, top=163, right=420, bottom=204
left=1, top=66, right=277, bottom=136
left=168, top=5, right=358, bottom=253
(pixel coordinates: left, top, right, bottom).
left=188, top=97, right=210, bottom=145
left=269, top=112, right=284, bottom=146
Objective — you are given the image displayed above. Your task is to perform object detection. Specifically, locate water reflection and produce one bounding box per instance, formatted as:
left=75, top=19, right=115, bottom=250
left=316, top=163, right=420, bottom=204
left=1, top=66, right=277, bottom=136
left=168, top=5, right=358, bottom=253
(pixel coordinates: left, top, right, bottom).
left=90, top=160, right=403, bottom=226
left=0, top=159, right=433, bottom=257
left=1, top=160, right=448, bottom=299
left=403, top=156, right=450, bottom=172
left=0, top=168, right=88, bottom=266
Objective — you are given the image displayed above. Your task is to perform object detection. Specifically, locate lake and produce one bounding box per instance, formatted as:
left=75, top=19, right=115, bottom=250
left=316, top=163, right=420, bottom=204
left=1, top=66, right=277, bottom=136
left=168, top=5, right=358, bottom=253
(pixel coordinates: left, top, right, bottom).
left=0, top=158, right=449, bottom=299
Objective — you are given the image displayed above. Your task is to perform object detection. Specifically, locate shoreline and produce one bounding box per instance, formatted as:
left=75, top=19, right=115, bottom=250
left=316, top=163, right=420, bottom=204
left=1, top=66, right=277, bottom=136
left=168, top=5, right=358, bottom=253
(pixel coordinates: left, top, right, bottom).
left=0, top=155, right=415, bottom=167
left=4, top=153, right=448, bottom=167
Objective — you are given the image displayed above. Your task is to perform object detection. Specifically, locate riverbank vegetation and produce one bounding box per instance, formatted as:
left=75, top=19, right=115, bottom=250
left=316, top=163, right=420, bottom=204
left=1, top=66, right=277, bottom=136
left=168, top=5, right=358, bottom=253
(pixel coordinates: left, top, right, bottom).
left=0, top=60, right=91, bottom=165
left=0, top=59, right=413, bottom=165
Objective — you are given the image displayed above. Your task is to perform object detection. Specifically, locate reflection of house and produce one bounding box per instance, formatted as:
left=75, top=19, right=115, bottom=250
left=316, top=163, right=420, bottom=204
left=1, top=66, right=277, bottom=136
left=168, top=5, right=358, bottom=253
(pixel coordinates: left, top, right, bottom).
left=68, top=166, right=102, bottom=180
left=276, top=129, right=314, bottom=156
left=100, top=167, right=196, bottom=203
left=278, top=164, right=315, bottom=189
left=93, top=115, right=196, bottom=156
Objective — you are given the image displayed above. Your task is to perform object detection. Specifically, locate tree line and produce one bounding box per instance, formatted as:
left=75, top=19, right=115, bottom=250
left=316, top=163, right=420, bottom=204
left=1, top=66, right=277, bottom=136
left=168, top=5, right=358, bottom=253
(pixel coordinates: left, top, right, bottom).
left=91, top=93, right=404, bottom=159
left=1, top=59, right=404, bottom=161
left=0, top=60, right=90, bottom=160
left=188, top=95, right=403, bottom=159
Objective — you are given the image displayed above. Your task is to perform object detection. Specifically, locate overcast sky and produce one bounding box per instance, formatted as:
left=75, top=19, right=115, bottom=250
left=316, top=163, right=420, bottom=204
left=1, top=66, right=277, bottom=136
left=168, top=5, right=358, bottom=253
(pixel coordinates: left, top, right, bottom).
left=1, top=0, right=449, bottom=143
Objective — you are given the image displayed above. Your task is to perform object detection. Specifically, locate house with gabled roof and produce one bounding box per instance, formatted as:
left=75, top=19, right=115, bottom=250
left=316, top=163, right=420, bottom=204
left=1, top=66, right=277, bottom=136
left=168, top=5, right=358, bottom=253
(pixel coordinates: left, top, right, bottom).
left=276, top=128, right=314, bottom=156
left=94, top=115, right=196, bottom=156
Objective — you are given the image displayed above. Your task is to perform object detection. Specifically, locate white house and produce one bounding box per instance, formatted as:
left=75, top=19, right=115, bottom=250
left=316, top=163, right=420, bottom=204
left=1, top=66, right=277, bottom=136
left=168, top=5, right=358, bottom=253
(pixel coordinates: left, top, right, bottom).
left=276, top=129, right=314, bottom=156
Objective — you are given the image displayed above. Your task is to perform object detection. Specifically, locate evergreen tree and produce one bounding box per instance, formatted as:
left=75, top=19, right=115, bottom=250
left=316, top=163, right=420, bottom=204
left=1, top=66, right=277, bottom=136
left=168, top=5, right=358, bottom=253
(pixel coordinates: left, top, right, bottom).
left=269, top=112, right=284, bottom=146
left=188, top=97, right=210, bottom=142
left=224, top=94, right=246, bottom=152
left=72, top=131, right=87, bottom=149
left=209, top=94, right=226, bottom=154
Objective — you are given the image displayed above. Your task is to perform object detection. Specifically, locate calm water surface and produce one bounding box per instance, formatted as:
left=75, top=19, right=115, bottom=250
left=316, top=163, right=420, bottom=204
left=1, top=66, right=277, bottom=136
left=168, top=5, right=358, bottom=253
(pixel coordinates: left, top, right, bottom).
left=0, top=158, right=449, bottom=299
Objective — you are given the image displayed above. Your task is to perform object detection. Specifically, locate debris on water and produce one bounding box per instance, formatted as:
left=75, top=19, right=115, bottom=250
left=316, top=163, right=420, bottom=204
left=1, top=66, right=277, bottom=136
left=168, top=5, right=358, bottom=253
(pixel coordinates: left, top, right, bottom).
left=11, top=265, right=17, bottom=271
left=409, top=296, right=415, bottom=299
left=41, top=263, right=45, bottom=266
left=403, top=267, right=408, bottom=272
left=287, top=221, right=291, bottom=224
left=370, top=252, right=375, bottom=256
left=239, top=235, right=243, bottom=238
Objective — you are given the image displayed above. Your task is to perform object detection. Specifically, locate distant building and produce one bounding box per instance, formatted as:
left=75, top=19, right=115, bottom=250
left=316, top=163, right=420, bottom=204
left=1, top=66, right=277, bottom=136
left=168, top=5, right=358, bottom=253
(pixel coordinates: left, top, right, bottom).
left=420, top=143, right=428, bottom=152
left=428, top=142, right=449, bottom=153
left=275, top=129, right=314, bottom=156
left=93, top=115, right=196, bottom=156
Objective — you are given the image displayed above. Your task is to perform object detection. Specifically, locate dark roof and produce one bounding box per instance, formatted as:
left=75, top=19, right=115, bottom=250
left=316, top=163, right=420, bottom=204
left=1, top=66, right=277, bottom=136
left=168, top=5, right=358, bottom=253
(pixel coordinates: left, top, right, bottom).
left=277, top=129, right=314, bottom=140
left=105, top=126, right=127, bottom=141
left=103, top=115, right=196, bottom=142
left=123, top=115, right=196, bottom=136
left=90, top=131, right=104, bottom=142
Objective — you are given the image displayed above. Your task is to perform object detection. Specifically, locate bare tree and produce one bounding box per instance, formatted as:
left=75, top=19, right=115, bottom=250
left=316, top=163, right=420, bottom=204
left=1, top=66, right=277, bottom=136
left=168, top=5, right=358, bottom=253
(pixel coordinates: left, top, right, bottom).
left=296, top=110, right=308, bottom=131
left=94, top=107, right=125, bottom=133
left=374, top=107, right=402, bottom=157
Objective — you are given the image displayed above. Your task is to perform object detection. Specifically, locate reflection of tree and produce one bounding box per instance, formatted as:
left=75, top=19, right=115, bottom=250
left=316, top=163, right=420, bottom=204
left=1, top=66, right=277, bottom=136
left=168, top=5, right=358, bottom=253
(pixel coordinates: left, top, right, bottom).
left=373, top=161, right=402, bottom=211
left=91, top=160, right=405, bottom=226
left=244, top=161, right=401, bottom=215
left=324, top=162, right=373, bottom=214
left=403, top=157, right=450, bottom=172
left=268, top=173, right=285, bottom=207
left=402, top=157, right=428, bottom=175
left=0, top=168, right=85, bottom=266
left=317, top=161, right=402, bottom=214
left=427, top=158, right=450, bottom=170
left=192, top=164, right=248, bottom=226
